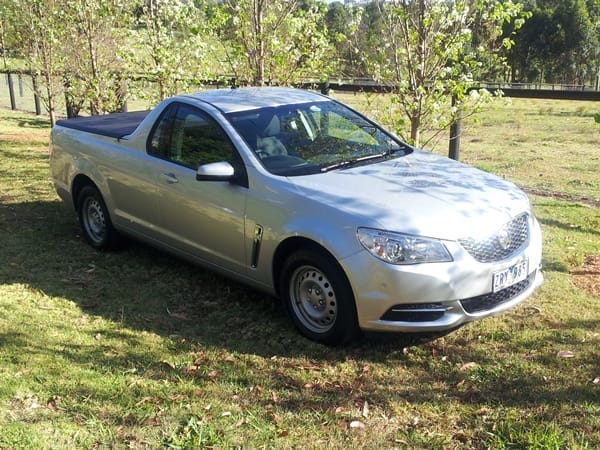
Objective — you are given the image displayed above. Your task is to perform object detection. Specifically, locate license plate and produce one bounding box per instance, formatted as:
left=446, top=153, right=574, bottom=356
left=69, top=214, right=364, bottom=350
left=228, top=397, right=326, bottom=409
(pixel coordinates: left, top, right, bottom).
left=493, top=259, right=529, bottom=293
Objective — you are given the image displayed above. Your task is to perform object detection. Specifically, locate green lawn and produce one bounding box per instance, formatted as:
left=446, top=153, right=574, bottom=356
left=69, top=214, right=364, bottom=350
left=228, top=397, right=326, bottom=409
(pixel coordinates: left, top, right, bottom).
left=0, top=100, right=599, bottom=449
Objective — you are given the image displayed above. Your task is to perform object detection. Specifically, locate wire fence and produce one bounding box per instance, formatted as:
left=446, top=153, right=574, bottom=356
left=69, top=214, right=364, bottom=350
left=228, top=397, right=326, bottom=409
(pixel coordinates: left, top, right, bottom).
left=0, top=72, right=42, bottom=114
left=3, top=70, right=600, bottom=160
left=3, top=70, right=600, bottom=119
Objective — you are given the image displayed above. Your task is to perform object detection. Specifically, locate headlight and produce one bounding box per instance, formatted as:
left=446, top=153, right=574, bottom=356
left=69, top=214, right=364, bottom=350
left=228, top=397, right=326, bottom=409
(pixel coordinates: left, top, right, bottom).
left=357, top=228, right=452, bottom=265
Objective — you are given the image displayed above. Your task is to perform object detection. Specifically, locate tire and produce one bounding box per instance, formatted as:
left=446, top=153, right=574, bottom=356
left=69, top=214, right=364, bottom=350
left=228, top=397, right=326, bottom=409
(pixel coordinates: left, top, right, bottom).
left=77, top=185, right=119, bottom=250
left=280, top=248, right=360, bottom=345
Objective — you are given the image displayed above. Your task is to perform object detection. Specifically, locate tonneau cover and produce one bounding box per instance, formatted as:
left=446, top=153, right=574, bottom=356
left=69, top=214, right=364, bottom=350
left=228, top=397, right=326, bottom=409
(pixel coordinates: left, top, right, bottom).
left=56, top=110, right=150, bottom=138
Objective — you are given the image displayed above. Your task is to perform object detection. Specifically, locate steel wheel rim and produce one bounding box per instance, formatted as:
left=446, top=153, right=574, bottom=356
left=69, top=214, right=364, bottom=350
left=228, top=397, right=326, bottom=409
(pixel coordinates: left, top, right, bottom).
left=289, top=265, right=337, bottom=333
left=83, top=197, right=106, bottom=244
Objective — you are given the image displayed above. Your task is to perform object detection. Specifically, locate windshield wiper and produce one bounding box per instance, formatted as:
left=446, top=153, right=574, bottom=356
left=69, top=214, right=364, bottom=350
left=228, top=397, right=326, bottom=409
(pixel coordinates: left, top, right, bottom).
left=320, top=151, right=390, bottom=173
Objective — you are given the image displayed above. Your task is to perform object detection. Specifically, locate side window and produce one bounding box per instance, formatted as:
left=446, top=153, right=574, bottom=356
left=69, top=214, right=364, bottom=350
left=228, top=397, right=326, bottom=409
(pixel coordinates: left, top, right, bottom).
left=148, top=104, right=234, bottom=169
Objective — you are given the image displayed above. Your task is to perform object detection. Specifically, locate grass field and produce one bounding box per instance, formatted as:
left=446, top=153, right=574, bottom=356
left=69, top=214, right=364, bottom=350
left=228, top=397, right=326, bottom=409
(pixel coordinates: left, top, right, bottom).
left=0, top=98, right=599, bottom=449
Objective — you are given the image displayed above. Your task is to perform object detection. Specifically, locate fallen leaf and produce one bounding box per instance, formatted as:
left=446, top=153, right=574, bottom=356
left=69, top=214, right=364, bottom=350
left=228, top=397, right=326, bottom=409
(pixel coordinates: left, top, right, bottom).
left=144, top=417, right=159, bottom=426
left=271, top=391, right=280, bottom=404
left=349, top=420, right=365, bottom=429
left=185, top=365, right=199, bottom=373
left=135, top=397, right=157, bottom=407
left=166, top=308, right=190, bottom=320
left=161, top=360, right=176, bottom=370
left=460, top=362, right=479, bottom=371
left=221, top=411, right=231, bottom=417
left=47, top=395, right=60, bottom=411
left=234, top=418, right=247, bottom=427
left=557, top=350, right=575, bottom=358
left=304, top=383, right=315, bottom=389
left=207, top=370, right=219, bottom=378
left=362, top=400, right=370, bottom=418
left=169, top=312, right=190, bottom=320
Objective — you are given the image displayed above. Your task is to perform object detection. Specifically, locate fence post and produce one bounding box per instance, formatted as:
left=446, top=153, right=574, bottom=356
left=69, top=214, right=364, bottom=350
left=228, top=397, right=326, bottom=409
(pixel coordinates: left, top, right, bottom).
left=7, top=72, right=16, bottom=110
left=448, top=95, right=461, bottom=161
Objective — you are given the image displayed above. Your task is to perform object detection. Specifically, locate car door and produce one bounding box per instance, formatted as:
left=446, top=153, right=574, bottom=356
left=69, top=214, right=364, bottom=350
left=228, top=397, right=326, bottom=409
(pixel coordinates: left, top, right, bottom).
left=147, top=102, right=248, bottom=274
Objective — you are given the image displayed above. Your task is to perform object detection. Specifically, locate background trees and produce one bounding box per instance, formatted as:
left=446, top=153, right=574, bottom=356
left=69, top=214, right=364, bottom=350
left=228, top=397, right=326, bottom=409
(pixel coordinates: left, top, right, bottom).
left=508, top=0, right=600, bottom=86
left=125, top=0, right=213, bottom=104
left=343, top=0, right=528, bottom=146
left=1, top=0, right=599, bottom=141
left=216, top=0, right=332, bottom=86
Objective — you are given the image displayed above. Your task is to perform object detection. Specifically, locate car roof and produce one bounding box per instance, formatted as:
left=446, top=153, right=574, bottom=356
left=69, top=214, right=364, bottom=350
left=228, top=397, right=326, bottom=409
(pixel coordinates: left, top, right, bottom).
left=182, top=87, right=329, bottom=113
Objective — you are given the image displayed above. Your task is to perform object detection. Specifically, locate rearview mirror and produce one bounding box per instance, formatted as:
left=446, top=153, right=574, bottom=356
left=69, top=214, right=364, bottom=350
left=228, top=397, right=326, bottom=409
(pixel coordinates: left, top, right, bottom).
left=196, top=161, right=235, bottom=181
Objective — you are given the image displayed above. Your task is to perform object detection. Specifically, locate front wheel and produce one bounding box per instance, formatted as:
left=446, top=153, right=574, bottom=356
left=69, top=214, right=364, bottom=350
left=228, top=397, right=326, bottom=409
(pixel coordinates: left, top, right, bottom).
left=77, top=185, right=119, bottom=250
left=280, top=249, right=360, bottom=345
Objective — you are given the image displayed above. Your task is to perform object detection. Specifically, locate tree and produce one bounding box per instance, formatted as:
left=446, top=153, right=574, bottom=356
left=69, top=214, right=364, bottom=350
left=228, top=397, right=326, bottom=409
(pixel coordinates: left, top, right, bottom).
left=216, top=0, right=332, bottom=85
left=125, top=0, right=213, bottom=103
left=324, top=2, right=363, bottom=77
left=60, top=0, right=130, bottom=116
left=508, top=0, right=599, bottom=85
left=7, top=0, right=66, bottom=126
left=365, top=0, right=528, bottom=147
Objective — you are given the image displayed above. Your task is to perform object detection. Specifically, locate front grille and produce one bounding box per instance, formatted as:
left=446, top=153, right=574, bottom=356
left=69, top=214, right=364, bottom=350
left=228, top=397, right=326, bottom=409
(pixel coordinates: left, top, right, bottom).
left=460, top=271, right=535, bottom=314
left=458, top=213, right=529, bottom=263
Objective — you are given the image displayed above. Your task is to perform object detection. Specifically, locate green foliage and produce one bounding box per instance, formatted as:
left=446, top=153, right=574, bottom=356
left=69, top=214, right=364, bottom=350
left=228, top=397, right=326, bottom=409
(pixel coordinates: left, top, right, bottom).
left=509, top=0, right=600, bottom=85
left=60, top=0, right=131, bottom=115
left=0, top=104, right=599, bottom=448
left=216, top=0, right=333, bottom=86
left=123, top=0, right=214, bottom=103
left=358, top=0, right=528, bottom=147
left=2, top=0, right=600, bottom=142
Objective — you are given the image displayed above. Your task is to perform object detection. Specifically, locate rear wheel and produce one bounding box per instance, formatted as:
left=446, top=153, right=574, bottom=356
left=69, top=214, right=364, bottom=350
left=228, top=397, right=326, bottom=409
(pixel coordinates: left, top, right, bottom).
left=77, top=185, right=119, bottom=249
left=281, top=249, right=359, bottom=345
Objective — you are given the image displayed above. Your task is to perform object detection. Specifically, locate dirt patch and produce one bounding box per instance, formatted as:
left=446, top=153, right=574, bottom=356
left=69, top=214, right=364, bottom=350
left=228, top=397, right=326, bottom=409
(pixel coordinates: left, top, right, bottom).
left=0, top=133, right=48, bottom=142
left=571, top=255, right=600, bottom=297
left=524, top=187, right=600, bottom=209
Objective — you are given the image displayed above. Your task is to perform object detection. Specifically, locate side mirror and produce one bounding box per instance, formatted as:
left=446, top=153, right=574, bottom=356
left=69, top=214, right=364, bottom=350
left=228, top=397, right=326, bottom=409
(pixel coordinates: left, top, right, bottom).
left=196, top=161, right=235, bottom=182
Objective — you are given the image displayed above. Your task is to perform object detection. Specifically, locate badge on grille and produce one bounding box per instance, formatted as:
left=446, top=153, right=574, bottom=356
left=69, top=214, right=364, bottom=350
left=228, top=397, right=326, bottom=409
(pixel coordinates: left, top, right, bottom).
left=497, top=225, right=512, bottom=251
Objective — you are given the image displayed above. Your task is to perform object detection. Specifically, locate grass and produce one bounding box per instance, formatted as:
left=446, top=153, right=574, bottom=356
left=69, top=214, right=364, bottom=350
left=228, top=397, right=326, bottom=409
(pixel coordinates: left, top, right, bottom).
left=1, top=99, right=599, bottom=449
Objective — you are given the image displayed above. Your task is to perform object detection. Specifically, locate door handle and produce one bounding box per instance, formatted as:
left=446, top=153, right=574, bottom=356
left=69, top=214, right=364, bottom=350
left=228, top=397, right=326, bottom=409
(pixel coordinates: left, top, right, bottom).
left=160, top=173, right=179, bottom=184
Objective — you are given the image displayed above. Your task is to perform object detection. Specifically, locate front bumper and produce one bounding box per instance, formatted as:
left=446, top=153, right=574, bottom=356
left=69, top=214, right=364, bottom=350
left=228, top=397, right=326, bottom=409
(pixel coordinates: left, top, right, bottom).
left=342, top=216, right=544, bottom=333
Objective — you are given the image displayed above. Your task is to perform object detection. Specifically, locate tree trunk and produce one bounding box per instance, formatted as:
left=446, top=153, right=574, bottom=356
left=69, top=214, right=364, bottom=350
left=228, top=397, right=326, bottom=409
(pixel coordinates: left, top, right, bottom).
left=410, top=114, right=420, bottom=148
left=253, top=0, right=266, bottom=85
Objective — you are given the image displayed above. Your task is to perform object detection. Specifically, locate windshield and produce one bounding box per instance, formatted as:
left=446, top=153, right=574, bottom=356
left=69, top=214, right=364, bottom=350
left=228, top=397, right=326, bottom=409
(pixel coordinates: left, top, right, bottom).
left=225, top=100, right=411, bottom=176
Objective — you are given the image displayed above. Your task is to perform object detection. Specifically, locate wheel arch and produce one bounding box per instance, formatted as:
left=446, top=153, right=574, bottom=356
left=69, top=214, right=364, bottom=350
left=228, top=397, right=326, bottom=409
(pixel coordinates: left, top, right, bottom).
left=71, top=174, right=100, bottom=212
left=272, top=236, right=346, bottom=298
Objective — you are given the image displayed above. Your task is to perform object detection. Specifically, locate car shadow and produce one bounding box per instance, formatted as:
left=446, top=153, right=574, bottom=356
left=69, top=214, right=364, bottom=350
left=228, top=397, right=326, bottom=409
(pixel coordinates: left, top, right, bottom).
left=2, top=199, right=410, bottom=358
left=2, top=199, right=596, bottom=415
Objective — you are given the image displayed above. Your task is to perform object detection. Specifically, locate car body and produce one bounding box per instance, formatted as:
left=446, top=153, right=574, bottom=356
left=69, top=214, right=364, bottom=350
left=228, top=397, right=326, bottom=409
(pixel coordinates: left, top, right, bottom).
left=50, top=87, right=543, bottom=344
